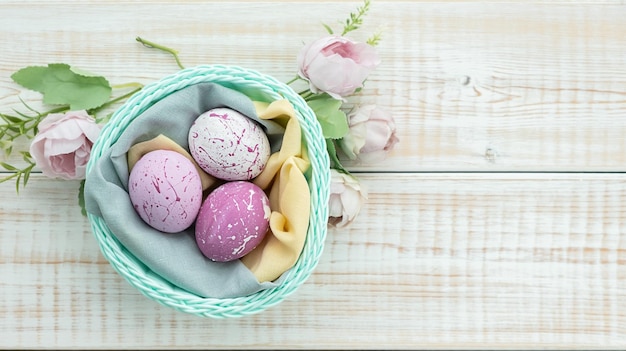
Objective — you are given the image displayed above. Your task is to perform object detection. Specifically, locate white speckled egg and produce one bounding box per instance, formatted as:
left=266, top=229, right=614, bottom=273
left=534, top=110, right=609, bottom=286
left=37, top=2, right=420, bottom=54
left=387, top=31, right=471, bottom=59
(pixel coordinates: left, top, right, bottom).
left=195, top=181, right=271, bottom=262
left=128, top=149, right=203, bottom=233
left=188, top=108, right=270, bottom=181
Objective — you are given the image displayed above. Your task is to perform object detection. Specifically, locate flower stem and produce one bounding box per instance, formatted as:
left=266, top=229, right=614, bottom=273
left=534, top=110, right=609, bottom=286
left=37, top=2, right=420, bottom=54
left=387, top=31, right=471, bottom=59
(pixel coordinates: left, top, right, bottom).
left=299, top=90, right=315, bottom=101
left=286, top=76, right=300, bottom=85
left=30, top=105, right=70, bottom=131
left=40, top=105, right=70, bottom=115
left=89, top=86, right=144, bottom=124
left=97, top=86, right=143, bottom=111
left=136, top=36, right=185, bottom=70
left=111, top=82, right=144, bottom=90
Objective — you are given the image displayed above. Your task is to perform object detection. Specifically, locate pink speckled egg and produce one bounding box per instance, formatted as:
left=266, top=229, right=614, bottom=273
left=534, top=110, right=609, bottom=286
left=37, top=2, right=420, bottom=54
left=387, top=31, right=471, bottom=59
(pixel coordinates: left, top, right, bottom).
left=128, top=149, right=203, bottom=233
left=195, top=181, right=271, bottom=262
left=188, top=108, right=270, bottom=181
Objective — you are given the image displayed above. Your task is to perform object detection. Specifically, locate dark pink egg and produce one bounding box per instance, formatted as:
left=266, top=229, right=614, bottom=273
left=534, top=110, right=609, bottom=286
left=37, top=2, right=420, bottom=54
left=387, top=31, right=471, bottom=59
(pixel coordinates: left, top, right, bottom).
left=128, top=150, right=203, bottom=233
left=188, top=107, right=270, bottom=181
left=195, top=181, right=271, bottom=262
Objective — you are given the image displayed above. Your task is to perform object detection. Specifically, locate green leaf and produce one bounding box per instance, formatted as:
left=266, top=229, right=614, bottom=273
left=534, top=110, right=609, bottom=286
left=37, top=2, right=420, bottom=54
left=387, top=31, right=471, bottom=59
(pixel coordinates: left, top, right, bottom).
left=0, top=140, right=13, bottom=152
left=5, top=124, right=21, bottom=134
left=69, top=66, right=101, bottom=77
left=321, top=109, right=349, bottom=139
left=12, top=109, right=33, bottom=119
left=15, top=173, right=22, bottom=194
left=20, top=151, right=32, bottom=163
left=326, top=138, right=350, bottom=175
left=11, top=63, right=112, bottom=110
left=307, top=95, right=349, bottom=139
left=0, top=162, right=18, bottom=171
left=0, top=158, right=34, bottom=193
left=22, top=169, right=30, bottom=188
left=0, top=136, right=12, bottom=155
left=78, top=179, right=87, bottom=217
left=0, top=113, right=25, bottom=124
left=11, top=65, right=49, bottom=92
left=15, top=172, right=21, bottom=193
left=0, top=173, right=16, bottom=185
left=322, top=23, right=334, bottom=35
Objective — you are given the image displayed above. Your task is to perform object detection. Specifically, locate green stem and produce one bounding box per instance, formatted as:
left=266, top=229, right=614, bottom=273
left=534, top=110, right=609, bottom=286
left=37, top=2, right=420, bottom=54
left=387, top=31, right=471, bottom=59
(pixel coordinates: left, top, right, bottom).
left=41, top=105, right=71, bottom=115
left=0, top=105, right=70, bottom=142
left=136, top=36, right=185, bottom=70
left=94, top=86, right=143, bottom=112
left=0, top=172, right=18, bottom=183
left=111, top=82, right=144, bottom=90
left=88, top=86, right=143, bottom=124
left=29, top=105, right=70, bottom=129
left=341, top=0, right=371, bottom=36
left=285, top=76, right=300, bottom=85
left=299, top=90, right=315, bottom=101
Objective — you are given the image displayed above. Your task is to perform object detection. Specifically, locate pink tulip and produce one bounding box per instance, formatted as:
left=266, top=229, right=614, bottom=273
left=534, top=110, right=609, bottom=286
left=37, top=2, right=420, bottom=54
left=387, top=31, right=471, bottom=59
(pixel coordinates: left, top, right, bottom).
left=297, top=35, right=380, bottom=100
left=29, top=110, right=101, bottom=180
left=328, top=169, right=367, bottom=228
left=338, top=105, right=399, bottom=163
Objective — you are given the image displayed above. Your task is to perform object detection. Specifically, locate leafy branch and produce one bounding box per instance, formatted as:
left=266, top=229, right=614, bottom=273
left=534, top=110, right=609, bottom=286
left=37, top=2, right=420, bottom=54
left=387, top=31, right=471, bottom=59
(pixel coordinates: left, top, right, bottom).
left=366, top=31, right=382, bottom=46
left=0, top=37, right=191, bottom=216
left=0, top=152, right=35, bottom=193
left=0, top=102, right=67, bottom=142
left=0, top=67, right=144, bottom=192
left=320, top=0, right=372, bottom=36
left=341, top=0, right=371, bottom=35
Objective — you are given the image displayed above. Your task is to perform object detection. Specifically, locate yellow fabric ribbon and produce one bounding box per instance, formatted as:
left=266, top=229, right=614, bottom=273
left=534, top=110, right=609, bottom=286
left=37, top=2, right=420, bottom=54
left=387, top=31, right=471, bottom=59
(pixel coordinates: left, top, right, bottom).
left=241, top=100, right=311, bottom=283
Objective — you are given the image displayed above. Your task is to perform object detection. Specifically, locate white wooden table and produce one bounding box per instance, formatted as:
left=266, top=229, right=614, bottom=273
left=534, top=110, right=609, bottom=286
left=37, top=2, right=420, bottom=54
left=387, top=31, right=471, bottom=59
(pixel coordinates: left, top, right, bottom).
left=1, top=1, right=625, bottom=349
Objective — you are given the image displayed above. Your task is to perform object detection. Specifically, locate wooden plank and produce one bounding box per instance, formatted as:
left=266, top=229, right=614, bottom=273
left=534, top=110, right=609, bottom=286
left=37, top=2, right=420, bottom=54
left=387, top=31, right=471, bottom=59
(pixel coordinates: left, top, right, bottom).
left=0, top=2, right=625, bottom=172
left=1, top=173, right=625, bottom=349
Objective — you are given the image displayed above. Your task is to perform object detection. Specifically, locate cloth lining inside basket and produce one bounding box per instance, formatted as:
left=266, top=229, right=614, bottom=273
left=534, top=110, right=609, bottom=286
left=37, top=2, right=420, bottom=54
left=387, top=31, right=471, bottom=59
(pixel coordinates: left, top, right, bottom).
left=84, top=82, right=304, bottom=298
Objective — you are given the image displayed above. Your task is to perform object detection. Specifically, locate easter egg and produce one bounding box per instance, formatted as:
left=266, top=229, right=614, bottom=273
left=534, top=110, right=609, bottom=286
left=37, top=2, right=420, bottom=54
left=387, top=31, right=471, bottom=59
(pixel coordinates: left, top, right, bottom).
left=188, top=108, right=270, bottom=181
left=195, top=181, right=271, bottom=262
left=128, top=149, right=203, bottom=233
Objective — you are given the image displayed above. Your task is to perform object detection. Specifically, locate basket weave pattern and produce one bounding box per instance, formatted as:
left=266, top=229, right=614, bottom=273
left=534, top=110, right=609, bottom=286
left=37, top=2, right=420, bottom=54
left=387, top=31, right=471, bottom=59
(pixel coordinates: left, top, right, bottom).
left=86, top=65, right=330, bottom=318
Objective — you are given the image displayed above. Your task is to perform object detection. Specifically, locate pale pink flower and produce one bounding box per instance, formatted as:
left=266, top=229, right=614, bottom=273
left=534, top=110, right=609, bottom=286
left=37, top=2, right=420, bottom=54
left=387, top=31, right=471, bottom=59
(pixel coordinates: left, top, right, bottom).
left=29, top=110, right=101, bottom=180
left=338, top=104, right=399, bottom=163
left=297, top=35, right=380, bottom=100
left=328, top=169, right=367, bottom=228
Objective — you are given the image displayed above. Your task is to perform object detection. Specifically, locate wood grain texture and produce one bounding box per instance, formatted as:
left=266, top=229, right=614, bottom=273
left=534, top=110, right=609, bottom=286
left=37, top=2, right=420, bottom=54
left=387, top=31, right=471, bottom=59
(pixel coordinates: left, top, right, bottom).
left=0, top=2, right=625, bottom=171
left=1, top=174, right=625, bottom=349
left=1, top=1, right=625, bottom=349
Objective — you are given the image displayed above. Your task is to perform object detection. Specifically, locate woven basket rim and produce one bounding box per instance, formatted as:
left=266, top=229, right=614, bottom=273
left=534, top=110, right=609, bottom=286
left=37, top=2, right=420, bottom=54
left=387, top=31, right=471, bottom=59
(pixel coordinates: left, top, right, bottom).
left=86, top=64, right=330, bottom=318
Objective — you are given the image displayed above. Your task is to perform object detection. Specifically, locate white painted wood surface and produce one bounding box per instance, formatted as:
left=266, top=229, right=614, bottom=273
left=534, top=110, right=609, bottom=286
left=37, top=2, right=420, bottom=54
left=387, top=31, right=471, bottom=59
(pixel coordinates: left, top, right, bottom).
left=1, top=1, right=625, bottom=349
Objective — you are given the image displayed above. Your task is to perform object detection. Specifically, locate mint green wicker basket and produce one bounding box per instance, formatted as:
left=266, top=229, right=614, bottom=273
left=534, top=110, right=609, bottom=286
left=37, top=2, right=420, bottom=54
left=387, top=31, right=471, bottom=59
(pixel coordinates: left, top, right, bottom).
left=85, top=65, right=330, bottom=318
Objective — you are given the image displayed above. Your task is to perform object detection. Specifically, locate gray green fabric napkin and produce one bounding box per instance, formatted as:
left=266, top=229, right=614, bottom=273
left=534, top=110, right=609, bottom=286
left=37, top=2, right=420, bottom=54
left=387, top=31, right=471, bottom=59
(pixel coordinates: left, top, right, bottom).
left=84, top=82, right=286, bottom=298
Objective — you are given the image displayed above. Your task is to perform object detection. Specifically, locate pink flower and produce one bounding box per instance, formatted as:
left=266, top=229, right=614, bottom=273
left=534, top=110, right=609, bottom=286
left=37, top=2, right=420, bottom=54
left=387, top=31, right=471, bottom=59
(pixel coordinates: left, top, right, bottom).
left=297, top=35, right=380, bottom=100
left=29, top=110, right=101, bottom=180
left=338, top=105, right=399, bottom=163
left=328, top=169, right=367, bottom=228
